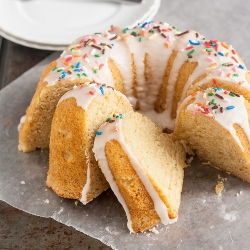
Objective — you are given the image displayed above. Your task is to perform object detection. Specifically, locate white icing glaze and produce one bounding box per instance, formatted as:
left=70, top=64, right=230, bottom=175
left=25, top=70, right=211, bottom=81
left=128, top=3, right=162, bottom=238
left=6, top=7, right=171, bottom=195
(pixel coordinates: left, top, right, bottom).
left=18, top=115, right=26, bottom=132
left=179, top=88, right=250, bottom=150
left=80, top=165, right=91, bottom=205
left=43, top=21, right=249, bottom=132
left=58, top=83, right=113, bottom=110
left=93, top=115, right=176, bottom=233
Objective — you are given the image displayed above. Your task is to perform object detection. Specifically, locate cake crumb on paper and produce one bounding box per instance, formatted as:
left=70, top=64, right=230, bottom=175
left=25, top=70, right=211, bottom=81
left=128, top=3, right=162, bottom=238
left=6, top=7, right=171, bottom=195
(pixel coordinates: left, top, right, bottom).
left=215, top=181, right=224, bottom=196
left=44, top=199, right=49, bottom=204
left=20, top=181, right=25, bottom=184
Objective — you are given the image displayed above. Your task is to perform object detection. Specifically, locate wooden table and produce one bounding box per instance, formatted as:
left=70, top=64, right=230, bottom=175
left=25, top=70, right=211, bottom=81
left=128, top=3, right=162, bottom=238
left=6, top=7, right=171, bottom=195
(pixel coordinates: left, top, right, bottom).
left=0, top=37, right=110, bottom=250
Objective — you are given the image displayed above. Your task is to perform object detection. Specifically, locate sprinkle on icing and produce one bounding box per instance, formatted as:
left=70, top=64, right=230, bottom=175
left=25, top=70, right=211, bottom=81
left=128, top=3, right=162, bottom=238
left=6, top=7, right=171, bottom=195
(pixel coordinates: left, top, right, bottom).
left=186, top=88, right=250, bottom=150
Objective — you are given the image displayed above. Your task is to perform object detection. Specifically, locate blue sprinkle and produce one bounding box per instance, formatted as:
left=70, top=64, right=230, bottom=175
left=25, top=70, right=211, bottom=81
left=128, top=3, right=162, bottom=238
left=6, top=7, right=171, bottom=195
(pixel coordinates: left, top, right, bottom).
left=226, top=106, right=235, bottom=110
left=74, top=69, right=81, bottom=72
left=211, top=42, right=216, bottom=47
left=141, top=22, right=148, bottom=28
left=76, top=62, right=81, bottom=68
left=61, top=72, right=66, bottom=79
left=99, top=86, right=104, bottom=95
left=239, top=64, right=244, bottom=69
left=111, top=44, right=114, bottom=46
left=189, top=40, right=201, bottom=46
left=218, top=52, right=224, bottom=56
left=119, top=114, right=123, bottom=119
left=96, top=131, right=103, bottom=135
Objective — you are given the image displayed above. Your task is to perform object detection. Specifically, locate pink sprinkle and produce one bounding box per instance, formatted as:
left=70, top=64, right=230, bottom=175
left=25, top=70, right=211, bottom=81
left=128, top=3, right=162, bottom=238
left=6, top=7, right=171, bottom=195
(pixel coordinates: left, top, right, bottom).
left=207, top=57, right=214, bottom=62
left=79, top=38, right=85, bottom=43
left=84, top=35, right=92, bottom=40
left=104, top=122, right=108, bottom=126
left=219, top=71, right=225, bottom=77
left=95, top=60, right=100, bottom=66
left=64, top=55, right=72, bottom=59
left=89, top=91, right=95, bottom=95
left=193, top=107, right=200, bottom=115
left=80, top=85, right=85, bottom=89
left=95, top=34, right=101, bottom=37
left=82, top=66, right=87, bottom=73
left=232, top=66, right=238, bottom=72
left=167, top=35, right=171, bottom=42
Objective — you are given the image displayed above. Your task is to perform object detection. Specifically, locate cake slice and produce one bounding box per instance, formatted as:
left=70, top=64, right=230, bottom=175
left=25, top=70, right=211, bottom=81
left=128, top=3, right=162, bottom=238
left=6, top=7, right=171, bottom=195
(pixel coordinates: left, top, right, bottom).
left=174, top=87, right=250, bottom=182
left=46, top=83, right=133, bottom=204
left=93, top=111, right=186, bottom=232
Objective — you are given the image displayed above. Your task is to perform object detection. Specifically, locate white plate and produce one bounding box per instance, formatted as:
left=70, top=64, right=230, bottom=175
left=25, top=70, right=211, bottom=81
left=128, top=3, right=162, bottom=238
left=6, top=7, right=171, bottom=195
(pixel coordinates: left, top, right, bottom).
left=0, top=0, right=161, bottom=48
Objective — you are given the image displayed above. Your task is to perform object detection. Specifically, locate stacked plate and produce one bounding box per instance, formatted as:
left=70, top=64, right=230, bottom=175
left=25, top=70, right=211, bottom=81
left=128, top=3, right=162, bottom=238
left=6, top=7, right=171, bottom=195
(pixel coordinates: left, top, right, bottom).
left=0, top=0, right=161, bottom=50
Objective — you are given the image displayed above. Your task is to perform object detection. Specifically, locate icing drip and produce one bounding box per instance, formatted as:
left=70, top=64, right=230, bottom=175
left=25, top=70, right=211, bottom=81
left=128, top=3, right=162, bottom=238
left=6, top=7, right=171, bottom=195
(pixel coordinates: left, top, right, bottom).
left=18, top=115, right=26, bottom=132
left=183, top=88, right=250, bottom=150
left=93, top=115, right=176, bottom=233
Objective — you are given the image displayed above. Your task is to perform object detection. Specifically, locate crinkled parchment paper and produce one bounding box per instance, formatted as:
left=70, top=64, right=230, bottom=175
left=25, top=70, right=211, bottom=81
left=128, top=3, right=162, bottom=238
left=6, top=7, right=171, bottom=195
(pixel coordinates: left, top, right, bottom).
left=1, top=49, right=250, bottom=250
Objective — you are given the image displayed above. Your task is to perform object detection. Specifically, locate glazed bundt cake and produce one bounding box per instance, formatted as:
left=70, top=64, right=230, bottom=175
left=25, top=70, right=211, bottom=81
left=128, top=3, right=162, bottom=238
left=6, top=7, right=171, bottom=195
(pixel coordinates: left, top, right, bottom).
left=46, top=83, right=133, bottom=204
left=93, top=112, right=186, bottom=232
left=174, top=87, right=250, bottom=183
left=18, top=21, right=250, bottom=152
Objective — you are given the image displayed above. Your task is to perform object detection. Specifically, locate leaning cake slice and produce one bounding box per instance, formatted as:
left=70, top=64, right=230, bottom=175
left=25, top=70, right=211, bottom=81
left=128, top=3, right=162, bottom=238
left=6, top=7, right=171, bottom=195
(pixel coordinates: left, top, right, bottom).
left=46, top=83, right=133, bottom=204
left=174, top=87, right=250, bottom=183
left=93, top=111, right=186, bottom=232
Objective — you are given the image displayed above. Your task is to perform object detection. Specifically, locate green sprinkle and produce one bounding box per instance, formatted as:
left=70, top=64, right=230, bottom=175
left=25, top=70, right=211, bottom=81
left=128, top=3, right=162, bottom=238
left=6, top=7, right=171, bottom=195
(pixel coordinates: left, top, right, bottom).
left=229, top=92, right=235, bottom=97
left=71, top=65, right=75, bottom=69
left=95, top=54, right=101, bottom=57
left=203, top=37, right=206, bottom=40
left=123, top=28, right=127, bottom=34
left=106, top=117, right=112, bottom=122
left=57, top=69, right=63, bottom=72
left=131, top=31, right=137, bottom=36
left=82, top=73, right=88, bottom=77
left=233, top=74, right=239, bottom=77
left=95, top=32, right=101, bottom=34
left=70, top=47, right=75, bottom=51
left=93, top=69, right=98, bottom=73
left=172, top=26, right=176, bottom=30
left=208, top=93, right=214, bottom=96
left=187, top=49, right=195, bottom=56
left=52, top=67, right=57, bottom=71
left=222, top=63, right=228, bottom=66
left=152, top=29, right=156, bottom=34
left=139, top=37, right=142, bottom=42
left=77, top=73, right=81, bottom=77
left=206, top=48, right=213, bottom=52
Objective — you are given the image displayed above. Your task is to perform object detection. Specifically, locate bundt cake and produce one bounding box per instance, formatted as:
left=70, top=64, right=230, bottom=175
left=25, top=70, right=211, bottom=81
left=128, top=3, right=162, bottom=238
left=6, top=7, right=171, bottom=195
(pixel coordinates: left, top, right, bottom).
left=93, top=112, right=186, bottom=232
left=46, top=83, right=133, bottom=204
left=18, top=21, right=250, bottom=152
left=174, top=87, right=250, bottom=182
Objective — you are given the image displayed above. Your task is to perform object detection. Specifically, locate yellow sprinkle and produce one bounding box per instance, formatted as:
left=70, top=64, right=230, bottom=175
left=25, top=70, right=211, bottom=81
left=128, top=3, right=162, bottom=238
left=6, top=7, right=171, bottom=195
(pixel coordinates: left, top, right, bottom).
left=73, top=55, right=81, bottom=58
left=203, top=93, right=207, bottom=98
left=202, top=49, right=206, bottom=53
left=88, top=42, right=93, bottom=46
left=116, top=36, right=121, bottom=40
left=85, top=82, right=90, bottom=86
left=72, top=50, right=80, bottom=54
left=227, top=73, right=232, bottom=78
left=210, top=63, right=217, bottom=68
left=225, top=52, right=229, bottom=57
left=172, top=37, right=176, bottom=41
left=122, top=35, right=128, bottom=40
left=221, top=42, right=229, bottom=49
left=92, top=67, right=98, bottom=70
left=104, top=45, right=108, bottom=49
left=148, top=33, right=157, bottom=40
left=206, top=101, right=210, bottom=105
left=165, top=42, right=170, bottom=48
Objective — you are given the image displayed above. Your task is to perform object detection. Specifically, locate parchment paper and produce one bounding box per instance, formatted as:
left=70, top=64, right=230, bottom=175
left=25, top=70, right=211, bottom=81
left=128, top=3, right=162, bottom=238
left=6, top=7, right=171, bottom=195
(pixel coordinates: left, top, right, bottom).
left=1, top=1, right=250, bottom=248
